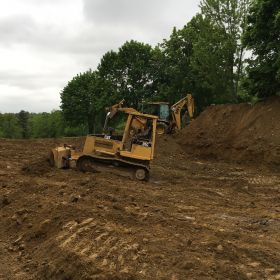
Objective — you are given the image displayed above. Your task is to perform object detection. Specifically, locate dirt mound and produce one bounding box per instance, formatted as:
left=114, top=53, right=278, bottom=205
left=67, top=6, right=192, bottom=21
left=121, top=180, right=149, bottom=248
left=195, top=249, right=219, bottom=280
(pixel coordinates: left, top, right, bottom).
left=22, top=158, right=51, bottom=176
left=177, top=97, right=280, bottom=165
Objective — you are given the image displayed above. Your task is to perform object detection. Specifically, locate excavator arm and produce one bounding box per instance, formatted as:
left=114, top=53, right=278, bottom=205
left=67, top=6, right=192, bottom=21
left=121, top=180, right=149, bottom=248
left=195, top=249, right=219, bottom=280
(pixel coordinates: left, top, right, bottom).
left=103, top=100, right=146, bottom=132
left=103, top=99, right=125, bottom=132
left=170, top=94, right=194, bottom=130
left=105, top=99, right=125, bottom=118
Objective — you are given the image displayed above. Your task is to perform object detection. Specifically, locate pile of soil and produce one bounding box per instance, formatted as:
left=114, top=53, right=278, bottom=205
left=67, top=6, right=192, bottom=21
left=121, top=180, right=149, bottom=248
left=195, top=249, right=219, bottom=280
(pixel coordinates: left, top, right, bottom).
left=21, top=158, right=52, bottom=176
left=177, top=97, right=280, bottom=165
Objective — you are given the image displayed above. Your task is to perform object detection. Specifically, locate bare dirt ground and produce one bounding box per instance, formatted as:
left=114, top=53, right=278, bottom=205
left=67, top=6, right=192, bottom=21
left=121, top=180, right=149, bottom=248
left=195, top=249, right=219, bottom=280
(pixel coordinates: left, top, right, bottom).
left=0, top=135, right=280, bottom=280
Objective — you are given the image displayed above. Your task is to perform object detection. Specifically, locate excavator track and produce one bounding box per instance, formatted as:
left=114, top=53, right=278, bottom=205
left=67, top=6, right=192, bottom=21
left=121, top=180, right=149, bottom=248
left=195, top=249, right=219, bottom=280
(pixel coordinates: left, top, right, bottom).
left=76, top=155, right=150, bottom=181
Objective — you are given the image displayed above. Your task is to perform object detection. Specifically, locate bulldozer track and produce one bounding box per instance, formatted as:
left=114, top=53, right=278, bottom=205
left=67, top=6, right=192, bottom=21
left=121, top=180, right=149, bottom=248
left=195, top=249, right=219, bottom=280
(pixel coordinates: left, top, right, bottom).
left=77, top=154, right=150, bottom=180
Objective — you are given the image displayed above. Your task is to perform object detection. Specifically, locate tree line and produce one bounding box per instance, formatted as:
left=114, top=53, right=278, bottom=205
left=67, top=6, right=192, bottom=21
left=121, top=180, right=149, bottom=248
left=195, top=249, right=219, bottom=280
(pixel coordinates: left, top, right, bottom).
left=0, top=110, right=87, bottom=139
left=1, top=0, right=279, bottom=138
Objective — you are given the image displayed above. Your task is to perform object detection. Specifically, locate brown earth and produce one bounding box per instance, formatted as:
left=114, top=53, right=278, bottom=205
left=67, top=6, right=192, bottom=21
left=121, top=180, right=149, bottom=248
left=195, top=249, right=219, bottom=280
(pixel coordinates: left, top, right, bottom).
left=0, top=99, right=280, bottom=279
left=177, top=97, right=280, bottom=166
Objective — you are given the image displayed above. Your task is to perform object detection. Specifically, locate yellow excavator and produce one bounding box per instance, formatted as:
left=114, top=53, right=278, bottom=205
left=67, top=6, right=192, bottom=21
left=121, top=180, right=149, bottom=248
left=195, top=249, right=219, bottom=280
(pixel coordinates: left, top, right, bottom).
left=49, top=103, right=158, bottom=181
left=142, top=94, right=195, bottom=134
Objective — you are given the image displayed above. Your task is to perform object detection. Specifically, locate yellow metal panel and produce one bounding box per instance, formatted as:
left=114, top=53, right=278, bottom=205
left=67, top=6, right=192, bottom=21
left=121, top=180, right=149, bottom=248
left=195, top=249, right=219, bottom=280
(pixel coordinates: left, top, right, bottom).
left=120, top=144, right=152, bottom=161
left=151, top=118, right=157, bottom=159
left=122, top=114, right=133, bottom=149
left=83, top=136, right=95, bottom=153
left=83, top=135, right=123, bottom=156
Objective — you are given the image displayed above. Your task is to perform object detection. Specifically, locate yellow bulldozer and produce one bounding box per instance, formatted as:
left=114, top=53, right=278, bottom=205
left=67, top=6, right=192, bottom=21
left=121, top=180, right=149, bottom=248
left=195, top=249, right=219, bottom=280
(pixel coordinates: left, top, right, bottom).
left=141, top=94, right=194, bottom=134
left=49, top=103, right=158, bottom=181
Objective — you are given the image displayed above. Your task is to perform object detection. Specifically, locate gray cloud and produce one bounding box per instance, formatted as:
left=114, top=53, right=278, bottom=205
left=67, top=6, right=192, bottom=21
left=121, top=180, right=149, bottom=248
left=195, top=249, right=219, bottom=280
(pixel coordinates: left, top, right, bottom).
left=0, top=0, right=200, bottom=113
left=0, top=70, right=66, bottom=90
left=83, top=0, right=200, bottom=43
left=83, top=0, right=165, bottom=25
left=0, top=14, right=123, bottom=56
left=0, top=1, right=200, bottom=54
left=0, top=16, right=36, bottom=46
left=0, top=92, right=61, bottom=113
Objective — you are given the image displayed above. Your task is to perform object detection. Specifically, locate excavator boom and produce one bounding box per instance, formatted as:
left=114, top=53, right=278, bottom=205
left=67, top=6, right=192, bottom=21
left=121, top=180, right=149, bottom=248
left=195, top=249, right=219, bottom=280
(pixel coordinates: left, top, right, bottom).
left=171, top=94, right=194, bottom=130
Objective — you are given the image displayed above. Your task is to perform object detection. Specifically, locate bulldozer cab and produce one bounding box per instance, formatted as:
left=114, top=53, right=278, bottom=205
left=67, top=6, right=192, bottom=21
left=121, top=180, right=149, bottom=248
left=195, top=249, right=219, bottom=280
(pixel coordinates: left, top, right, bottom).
left=83, top=110, right=158, bottom=161
left=142, top=102, right=170, bottom=122
left=119, top=112, right=157, bottom=160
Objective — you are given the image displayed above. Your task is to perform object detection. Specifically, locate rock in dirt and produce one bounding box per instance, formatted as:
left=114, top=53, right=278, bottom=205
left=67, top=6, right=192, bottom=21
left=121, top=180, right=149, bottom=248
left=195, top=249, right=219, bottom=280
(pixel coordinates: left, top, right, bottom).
left=18, top=244, right=25, bottom=251
left=217, top=245, right=223, bottom=252
left=249, top=262, right=261, bottom=268
left=12, top=236, right=23, bottom=245
left=70, top=195, right=81, bottom=203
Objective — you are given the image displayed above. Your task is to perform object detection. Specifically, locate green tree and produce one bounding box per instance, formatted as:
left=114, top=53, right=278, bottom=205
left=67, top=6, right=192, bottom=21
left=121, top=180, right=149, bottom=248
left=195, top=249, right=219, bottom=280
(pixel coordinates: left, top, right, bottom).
left=17, top=110, right=30, bottom=138
left=30, top=113, right=52, bottom=138
left=157, top=27, right=194, bottom=104
left=0, top=113, right=21, bottom=138
left=60, top=70, right=105, bottom=133
left=157, top=0, right=250, bottom=111
left=49, top=110, right=66, bottom=137
left=243, top=0, right=280, bottom=97
left=159, top=14, right=236, bottom=111
left=29, top=111, right=65, bottom=138
left=98, top=40, right=157, bottom=108
left=190, top=14, right=236, bottom=107
left=200, top=0, right=251, bottom=98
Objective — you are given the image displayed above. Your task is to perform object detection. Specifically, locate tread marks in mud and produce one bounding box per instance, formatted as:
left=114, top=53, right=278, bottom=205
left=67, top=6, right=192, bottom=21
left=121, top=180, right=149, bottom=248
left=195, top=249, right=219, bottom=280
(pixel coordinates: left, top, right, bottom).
left=55, top=218, right=146, bottom=275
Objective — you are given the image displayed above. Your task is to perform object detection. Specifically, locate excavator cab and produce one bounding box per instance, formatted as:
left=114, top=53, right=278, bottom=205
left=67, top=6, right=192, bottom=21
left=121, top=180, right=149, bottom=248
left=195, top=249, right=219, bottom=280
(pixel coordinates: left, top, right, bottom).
left=141, top=94, right=194, bottom=135
left=142, top=102, right=171, bottom=135
left=143, top=102, right=170, bottom=122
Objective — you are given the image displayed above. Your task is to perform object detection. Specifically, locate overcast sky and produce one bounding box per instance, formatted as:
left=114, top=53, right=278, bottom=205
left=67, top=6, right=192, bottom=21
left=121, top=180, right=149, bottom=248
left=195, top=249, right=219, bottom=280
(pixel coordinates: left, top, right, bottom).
left=0, top=0, right=200, bottom=113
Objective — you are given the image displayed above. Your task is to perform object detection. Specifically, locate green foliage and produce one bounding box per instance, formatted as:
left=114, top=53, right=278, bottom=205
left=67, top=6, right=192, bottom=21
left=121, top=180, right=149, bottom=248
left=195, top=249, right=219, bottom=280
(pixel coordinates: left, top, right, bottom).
left=200, top=0, right=250, bottom=95
left=196, top=0, right=250, bottom=101
left=0, top=110, right=88, bottom=139
left=98, top=40, right=157, bottom=108
left=17, top=110, right=30, bottom=138
left=0, top=113, right=22, bottom=138
left=156, top=0, right=250, bottom=112
left=243, top=0, right=280, bottom=97
left=156, top=26, right=194, bottom=104
left=189, top=15, right=237, bottom=108
left=29, top=111, right=65, bottom=138
left=60, top=70, right=105, bottom=133
left=63, top=125, right=88, bottom=137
